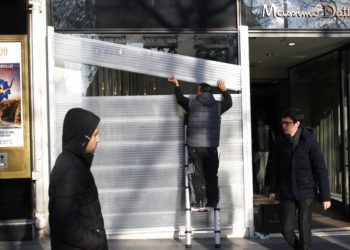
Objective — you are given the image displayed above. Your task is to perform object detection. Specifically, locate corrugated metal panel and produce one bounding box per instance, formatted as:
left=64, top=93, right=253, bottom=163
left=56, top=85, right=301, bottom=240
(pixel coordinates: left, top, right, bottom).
left=54, top=33, right=241, bottom=91
left=49, top=32, right=249, bottom=237
left=52, top=95, right=244, bottom=235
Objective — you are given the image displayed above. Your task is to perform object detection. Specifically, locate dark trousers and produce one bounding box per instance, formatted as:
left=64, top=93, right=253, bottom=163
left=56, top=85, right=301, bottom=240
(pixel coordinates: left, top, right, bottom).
left=189, top=147, right=219, bottom=206
left=279, top=198, right=314, bottom=250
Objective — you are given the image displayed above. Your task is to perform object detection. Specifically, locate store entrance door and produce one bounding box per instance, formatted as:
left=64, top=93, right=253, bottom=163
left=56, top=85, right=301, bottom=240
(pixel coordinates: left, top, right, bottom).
left=340, top=46, right=350, bottom=217
left=250, top=36, right=350, bottom=233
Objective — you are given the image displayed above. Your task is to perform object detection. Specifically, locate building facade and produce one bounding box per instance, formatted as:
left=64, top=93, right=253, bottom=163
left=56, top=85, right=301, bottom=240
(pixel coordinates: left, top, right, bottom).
left=0, top=0, right=350, bottom=240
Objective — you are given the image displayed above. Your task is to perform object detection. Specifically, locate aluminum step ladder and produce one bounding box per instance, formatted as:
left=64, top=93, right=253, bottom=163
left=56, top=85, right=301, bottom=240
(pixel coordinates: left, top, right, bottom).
left=183, top=121, right=221, bottom=248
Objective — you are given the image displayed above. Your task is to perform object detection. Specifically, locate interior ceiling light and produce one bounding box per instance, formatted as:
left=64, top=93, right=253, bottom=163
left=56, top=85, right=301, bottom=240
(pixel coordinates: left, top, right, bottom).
left=265, top=53, right=274, bottom=57
left=288, top=42, right=296, bottom=46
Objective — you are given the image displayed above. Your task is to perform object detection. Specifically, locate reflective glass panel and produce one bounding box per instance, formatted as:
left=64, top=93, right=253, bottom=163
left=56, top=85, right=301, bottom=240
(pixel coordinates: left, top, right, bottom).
left=289, top=51, right=341, bottom=198
left=51, top=0, right=237, bottom=30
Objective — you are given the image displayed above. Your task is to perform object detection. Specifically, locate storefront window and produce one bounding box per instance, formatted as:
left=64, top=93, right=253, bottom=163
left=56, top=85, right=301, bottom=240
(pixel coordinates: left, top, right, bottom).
left=241, top=0, right=350, bottom=29
left=51, top=0, right=236, bottom=30
left=341, top=46, right=350, bottom=210
left=289, top=51, right=341, bottom=198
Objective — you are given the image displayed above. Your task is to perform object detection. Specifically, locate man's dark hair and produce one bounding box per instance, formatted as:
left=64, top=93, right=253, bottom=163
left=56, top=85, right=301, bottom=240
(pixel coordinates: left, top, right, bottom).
left=199, top=83, right=212, bottom=93
left=282, top=107, right=305, bottom=123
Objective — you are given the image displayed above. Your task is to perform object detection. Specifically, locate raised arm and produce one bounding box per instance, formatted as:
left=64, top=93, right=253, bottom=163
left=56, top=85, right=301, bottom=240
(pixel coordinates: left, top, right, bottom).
left=217, top=79, right=232, bottom=114
left=168, top=75, right=189, bottom=112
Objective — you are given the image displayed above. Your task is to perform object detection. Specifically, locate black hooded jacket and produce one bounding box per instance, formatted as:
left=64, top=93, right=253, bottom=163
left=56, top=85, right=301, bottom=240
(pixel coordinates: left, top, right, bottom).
left=269, top=127, right=331, bottom=202
left=49, top=108, right=107, bottom=250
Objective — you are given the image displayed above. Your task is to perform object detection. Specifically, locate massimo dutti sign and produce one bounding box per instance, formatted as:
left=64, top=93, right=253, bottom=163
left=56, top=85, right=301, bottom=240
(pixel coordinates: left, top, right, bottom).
left=242, top=0, right=350, bottom=29
left=263, top=4, right=350, bottom=18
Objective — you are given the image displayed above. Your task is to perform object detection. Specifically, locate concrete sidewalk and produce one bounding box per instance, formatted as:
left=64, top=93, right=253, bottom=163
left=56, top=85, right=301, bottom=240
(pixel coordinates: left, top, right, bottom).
left=1, top=230, right=350, bottom=250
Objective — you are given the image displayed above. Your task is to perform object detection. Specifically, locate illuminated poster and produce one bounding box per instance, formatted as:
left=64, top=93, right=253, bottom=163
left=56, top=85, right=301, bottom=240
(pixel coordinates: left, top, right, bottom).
left=0, top=42, right=23, bottom=147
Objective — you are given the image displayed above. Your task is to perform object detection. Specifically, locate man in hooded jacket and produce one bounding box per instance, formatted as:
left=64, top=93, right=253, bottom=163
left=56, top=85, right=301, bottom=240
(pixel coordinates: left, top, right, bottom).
left=49, top=108, right=108, bottom=250
left=168, top=75, right=232, bottom=208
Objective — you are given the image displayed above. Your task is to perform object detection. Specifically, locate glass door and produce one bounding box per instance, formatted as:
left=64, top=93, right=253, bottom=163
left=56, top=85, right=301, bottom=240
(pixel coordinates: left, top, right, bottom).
left=341, top=46, right=350, bottom=216
left=289, top=51, right=342, bottom=206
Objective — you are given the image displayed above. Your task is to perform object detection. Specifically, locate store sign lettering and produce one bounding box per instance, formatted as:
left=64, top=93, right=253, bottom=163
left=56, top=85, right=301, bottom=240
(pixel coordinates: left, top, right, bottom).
left=323, top=5, right=350, bottom=18
left=263, top=4, right=350, bottom=18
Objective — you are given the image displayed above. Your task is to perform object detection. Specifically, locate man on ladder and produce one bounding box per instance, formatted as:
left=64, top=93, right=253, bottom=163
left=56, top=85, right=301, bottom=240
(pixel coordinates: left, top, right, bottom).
left=168, top=75, right=232, bottom=247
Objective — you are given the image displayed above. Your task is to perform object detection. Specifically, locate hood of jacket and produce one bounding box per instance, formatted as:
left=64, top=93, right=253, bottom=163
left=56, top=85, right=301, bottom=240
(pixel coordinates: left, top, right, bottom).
left=300, top=126, right=314, bottom=139
left=62, top=108, right=100, bottom=160
left=196, top=92, right=216, bottom=106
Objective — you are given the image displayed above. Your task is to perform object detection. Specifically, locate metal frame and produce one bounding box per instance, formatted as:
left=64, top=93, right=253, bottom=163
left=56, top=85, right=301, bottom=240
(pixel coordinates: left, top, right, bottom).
left=239, top=25, right=254, bottom=237
left=183, top=122, right=221, bottom=248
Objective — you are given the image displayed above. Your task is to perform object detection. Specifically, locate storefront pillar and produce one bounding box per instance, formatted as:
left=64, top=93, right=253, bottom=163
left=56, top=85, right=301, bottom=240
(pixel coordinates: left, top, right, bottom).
left=239, top=25, right=254, bottom=237
left=28, top=0, right=50, bottom=234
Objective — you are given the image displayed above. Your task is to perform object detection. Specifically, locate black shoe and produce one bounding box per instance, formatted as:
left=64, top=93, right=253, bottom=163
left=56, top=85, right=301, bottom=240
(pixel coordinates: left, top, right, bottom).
left=293, top=240, right=303, bottom=250
left=205, top=202, right=218, bottom=208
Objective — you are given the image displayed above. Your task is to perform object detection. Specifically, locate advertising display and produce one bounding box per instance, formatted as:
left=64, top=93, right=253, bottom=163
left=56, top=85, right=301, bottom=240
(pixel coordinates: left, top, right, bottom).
left=0, top=43, right=23, bottom=147
left=0, top=35, right=30, bottom=179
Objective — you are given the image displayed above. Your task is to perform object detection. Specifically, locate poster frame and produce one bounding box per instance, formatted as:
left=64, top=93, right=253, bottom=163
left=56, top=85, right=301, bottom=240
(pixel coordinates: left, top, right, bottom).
left=0, top=35, right=31, bottom=179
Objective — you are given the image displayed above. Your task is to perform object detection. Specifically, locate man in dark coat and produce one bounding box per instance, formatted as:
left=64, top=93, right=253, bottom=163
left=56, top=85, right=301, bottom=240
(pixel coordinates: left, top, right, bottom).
left=49, top=108, right=108, bottom=250
left=269, top=107, right=331, bottom=250
left=168, top=75, right=232, bottom=208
